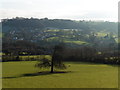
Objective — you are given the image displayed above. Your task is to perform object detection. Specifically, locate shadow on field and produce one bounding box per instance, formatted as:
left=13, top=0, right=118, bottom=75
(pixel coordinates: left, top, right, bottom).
left=2, top=71, right=71, bottom=79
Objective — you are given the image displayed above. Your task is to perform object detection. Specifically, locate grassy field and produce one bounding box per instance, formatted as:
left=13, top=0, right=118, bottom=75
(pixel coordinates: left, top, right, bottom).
left=19, top=55, right=51, bottom=61
left=0, top=62, right=2, bottom=89
left=64, top=40, right=88, bottom=45
left=1, top=61, right=118, bottom=88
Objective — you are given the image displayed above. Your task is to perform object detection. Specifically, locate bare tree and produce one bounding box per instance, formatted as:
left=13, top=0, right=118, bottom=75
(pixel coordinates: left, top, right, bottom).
left=35, top=43, right=66, bottom=73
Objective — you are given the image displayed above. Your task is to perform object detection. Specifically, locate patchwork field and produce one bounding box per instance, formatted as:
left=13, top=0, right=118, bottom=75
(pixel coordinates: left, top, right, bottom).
left=1, top=61, right=118, bottom=88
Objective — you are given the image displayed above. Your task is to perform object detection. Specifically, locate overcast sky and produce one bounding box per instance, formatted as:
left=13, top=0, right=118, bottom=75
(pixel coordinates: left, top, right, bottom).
left=0, top=0, right=119, bottom=21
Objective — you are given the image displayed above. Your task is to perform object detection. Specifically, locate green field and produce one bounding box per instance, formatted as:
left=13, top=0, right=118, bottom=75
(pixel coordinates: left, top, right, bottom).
left=19, top=55, right=51, bottom=61
left=2, top=61, right=118, bottom=88
left=64, top=40, right=88, bottom=45
left=0, top=62, right=2, bottom=89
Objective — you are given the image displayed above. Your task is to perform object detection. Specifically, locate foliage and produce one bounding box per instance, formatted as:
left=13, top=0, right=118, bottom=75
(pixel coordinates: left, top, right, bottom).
left=35, top=58, right=51, bottom=69
left=2, top=17, right=117, bottom=33
left=35, top=44, right=67, bottom=73
left=35, top=58, right=66, bottom=69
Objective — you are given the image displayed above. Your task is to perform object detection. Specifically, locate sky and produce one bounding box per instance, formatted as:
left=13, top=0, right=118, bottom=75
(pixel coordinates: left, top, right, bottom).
left=0, top=0, right=119, bottom=21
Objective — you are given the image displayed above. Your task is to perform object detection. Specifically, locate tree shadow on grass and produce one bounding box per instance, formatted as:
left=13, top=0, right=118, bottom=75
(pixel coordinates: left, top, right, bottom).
left=2, top=71, right=72, bottom=79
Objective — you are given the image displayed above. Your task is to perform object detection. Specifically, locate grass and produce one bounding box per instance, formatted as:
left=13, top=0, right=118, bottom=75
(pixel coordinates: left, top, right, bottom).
left=64, top=40, right=88, bottom=45
left=97, top=32, right=107, bottom=37
left=1, top=61, right=118, bottom=88
left=0, top=62, right=2, bottom=89
left=47, top=29, right=60, bottom=32
left=0, top=33, right=2, bottom=38
left=46, top=37, right=59, bottom=40
left=19, top=55, right=51, bottom=61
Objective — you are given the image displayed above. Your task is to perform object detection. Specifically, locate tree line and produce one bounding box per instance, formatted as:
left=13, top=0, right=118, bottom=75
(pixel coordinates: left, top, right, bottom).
left=2, top=17, right=117, bottom=33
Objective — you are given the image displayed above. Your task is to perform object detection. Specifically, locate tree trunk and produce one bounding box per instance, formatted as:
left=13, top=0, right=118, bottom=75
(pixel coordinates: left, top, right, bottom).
left=51, top=49, right=55, bottom=73
left=50, top=58, right=54, bottom=73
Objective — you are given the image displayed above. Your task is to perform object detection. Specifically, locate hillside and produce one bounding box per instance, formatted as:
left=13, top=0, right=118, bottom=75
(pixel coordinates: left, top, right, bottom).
left=2, top=17, right=117, bottom=44
left=1, top=17, right=118, bottom=53
left=1, top=17, right=119, bottom=64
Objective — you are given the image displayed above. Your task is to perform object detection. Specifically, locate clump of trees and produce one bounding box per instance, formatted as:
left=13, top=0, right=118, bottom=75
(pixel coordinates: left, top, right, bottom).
left=62, top=46, right=120, bottom=65
left=2, top=39, right=120, bottom=65
left=2, top=40, right=52, bottom=62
